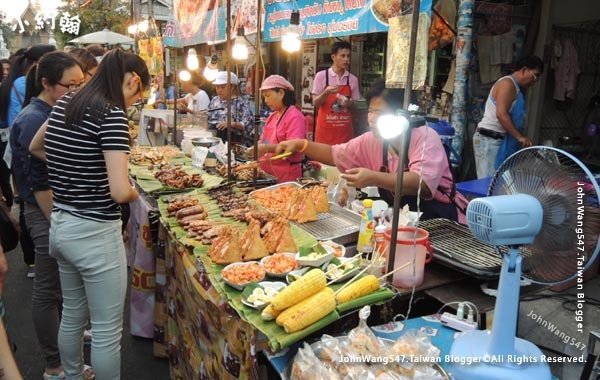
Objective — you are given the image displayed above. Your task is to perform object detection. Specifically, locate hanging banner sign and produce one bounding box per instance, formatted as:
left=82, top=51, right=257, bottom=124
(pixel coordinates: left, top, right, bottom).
left=263, top=0, right=431, bottom=42
left=138, top=37, right=164, bottom=76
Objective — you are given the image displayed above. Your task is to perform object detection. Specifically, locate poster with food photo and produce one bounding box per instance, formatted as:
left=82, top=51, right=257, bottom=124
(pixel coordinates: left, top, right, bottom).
left=301, top=41, right=317, bottom=112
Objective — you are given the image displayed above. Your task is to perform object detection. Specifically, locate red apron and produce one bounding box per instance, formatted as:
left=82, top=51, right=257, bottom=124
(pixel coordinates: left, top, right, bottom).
left=259, top=107, right=303, bottom=182
left=315, top=72, right=353, bottom=145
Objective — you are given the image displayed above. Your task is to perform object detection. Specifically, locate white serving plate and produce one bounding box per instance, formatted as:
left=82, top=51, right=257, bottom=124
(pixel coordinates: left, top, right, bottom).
left=320, top=240, right=346, bottom=257
left=240, top=281, right=287, bottom=310
left=295, top=245, right=334, bottom=267
left=260, top=252, right=299, bottom=278
left=286, top=267, right=311, bottom=284
left=221, top=261, right=265, bottom=291
left=323, top=256, right=361, bottom=284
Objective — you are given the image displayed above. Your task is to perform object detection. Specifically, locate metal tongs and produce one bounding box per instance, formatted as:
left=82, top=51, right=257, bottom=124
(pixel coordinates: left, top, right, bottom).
left=235, top=152, right=293, bottom=171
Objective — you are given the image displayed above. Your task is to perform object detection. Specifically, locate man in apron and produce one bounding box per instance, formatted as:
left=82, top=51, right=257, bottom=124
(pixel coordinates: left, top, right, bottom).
left=312, top=41, right=361, bottom=145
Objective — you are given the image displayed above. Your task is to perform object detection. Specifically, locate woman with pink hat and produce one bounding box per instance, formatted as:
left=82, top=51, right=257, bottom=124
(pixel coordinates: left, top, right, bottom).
left=252, top=75, right=307, bottom=182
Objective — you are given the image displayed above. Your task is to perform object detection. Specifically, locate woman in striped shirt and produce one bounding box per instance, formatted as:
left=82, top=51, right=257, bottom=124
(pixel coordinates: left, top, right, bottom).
left=42, top=49, right=150, bottom=380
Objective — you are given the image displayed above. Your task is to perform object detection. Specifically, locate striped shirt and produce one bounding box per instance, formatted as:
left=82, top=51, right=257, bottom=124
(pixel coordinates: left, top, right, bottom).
left=45, top=94, right=130, bottom=222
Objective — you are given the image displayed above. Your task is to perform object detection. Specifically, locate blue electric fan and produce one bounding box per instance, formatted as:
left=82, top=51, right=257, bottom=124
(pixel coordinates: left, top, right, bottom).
left=449, top=147, right=600, bottom=380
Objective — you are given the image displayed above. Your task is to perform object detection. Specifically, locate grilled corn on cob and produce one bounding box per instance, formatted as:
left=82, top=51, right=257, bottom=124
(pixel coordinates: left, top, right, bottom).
left=335, top=275, right=380, bottom=304
left=261, top=304, right=281, bottom=321
left=271, top=269, right=326, bottom=311
left=276, top=287, right=335, bottom=333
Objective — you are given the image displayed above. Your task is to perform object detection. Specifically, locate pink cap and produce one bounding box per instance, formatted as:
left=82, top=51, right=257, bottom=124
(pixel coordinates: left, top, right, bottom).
left=260, top=75, right=294, bottom=91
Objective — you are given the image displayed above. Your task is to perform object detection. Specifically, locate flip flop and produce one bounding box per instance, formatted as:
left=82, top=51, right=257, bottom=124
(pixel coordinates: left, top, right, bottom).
left=43, top=365, right=94, bottom=380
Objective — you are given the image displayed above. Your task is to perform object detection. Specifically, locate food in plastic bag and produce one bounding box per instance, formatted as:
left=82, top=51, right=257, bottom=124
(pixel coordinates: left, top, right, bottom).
left=291, top=342, right=339, bottom=380
left=389, top=329, right=441, bottom=373
left=317, top=335, right=356, bottom=378
left=329, top=178, right=356, bottom=208
left=347, top=306, right=387, bottom=358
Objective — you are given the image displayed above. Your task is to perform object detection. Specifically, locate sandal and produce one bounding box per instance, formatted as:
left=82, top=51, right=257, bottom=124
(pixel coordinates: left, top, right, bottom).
left=43, top=365, right=95, bottom=380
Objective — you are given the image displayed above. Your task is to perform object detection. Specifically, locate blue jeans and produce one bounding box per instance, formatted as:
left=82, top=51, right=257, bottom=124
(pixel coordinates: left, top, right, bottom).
left=49, top=210, right=126, bottom=380
left=473, top=131, right=502, bottom=179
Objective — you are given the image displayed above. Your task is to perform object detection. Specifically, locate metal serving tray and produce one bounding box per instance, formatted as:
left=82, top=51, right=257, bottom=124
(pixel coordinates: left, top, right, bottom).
left=250, top=182, right=361, bottom=242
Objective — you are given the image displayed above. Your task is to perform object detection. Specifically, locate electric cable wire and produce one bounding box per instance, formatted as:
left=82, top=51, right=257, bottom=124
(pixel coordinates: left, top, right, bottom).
left=404, top=121, right=429, bottom=320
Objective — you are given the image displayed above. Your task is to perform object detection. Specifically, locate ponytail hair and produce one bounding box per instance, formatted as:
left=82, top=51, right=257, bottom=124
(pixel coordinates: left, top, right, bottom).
left=0, top=44, right=55, bottom=120
left=23, top=51, right=82, bottom=107
left=23, top=63, right=39, bottom=107
left=64, top=49, right=150, bottom=129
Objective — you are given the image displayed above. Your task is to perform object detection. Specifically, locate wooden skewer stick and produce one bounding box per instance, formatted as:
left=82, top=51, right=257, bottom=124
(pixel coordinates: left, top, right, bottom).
left=323, top=255, right=362, bottom=277
left=332, top=251, right=381, bottom=294
left=377, top=260, right=412, bottom=281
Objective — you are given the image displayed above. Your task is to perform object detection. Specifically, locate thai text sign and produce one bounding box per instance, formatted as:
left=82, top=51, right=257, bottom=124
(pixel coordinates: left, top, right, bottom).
left=263, top=0, right=431, bottom=42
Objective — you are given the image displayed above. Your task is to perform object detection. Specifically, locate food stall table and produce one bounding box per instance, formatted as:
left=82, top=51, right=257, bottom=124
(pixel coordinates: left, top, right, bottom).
left=150, top=182, right=402, bottom=378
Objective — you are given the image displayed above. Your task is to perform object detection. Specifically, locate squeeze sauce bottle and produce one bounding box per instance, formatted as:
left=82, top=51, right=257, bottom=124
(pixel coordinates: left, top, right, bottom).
left=373, top=212, right=387, bottom=255
left=356, top=199, right=375, bottom=255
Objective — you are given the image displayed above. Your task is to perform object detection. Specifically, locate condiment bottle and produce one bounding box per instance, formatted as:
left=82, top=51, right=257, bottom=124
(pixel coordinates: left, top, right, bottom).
left=356, top=199, right=375, bottom=255
left=373, top=212, right=387, bottom=255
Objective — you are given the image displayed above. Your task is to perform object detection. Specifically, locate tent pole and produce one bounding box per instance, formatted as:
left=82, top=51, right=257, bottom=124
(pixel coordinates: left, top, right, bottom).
left=253, top=0, right=262, bottom=185
left=226, top=0, right=233, bottom=181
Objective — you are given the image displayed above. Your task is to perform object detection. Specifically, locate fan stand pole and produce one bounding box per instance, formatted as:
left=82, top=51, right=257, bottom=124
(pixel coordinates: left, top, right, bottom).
left=487, top=249, right=520, bottom=357
left=448, top=248, right=551, bottom=380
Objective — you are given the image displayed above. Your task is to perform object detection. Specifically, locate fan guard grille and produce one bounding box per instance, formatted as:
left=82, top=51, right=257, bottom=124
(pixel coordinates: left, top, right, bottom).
left=490, top=147, right=600, bottom=284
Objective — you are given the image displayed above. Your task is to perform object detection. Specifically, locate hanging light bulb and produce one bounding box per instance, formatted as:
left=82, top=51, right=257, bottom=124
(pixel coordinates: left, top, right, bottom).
left=186, top=48, right=199, bottom=70
left=232, top=27, right=249, bottom=61
left=282, top=11, right=301, bottom=53
left=179, top=70, right=191, bottom=82
left=138, top=20, right=149, bottom=33
left=127, top=24, right=138, bottom=35
left=203, top=55, right=219, bottom=82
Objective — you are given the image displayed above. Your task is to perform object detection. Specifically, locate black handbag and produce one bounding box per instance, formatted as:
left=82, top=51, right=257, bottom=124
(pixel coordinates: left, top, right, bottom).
left=0, top=207, right=19, bottom=252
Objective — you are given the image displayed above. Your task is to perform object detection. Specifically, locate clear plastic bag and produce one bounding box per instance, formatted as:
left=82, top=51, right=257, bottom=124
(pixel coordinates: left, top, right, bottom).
left=191, top=146, right=209, bottom=168
left=291, top=342, right=340, bottom=380
left=347, top=306, right=387, bottom=359
left=329, top=178, right=356, bottom=208
left=318, top=335, right=355, bottom=379
left=389, top=329, right=441, bottom=371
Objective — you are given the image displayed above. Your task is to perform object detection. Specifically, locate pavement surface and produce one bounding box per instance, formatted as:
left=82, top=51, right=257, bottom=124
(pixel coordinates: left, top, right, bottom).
left=2, top=207, right=170, bottom=380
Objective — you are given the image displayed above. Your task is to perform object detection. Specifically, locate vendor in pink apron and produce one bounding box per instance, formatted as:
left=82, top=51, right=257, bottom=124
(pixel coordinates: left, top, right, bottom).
left=311, top=41, right=361, bottom=145
left=251, top=75, right=307, bottom=183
